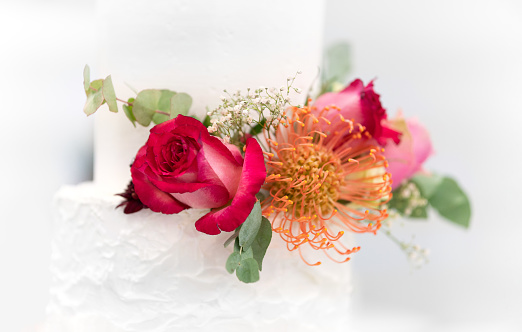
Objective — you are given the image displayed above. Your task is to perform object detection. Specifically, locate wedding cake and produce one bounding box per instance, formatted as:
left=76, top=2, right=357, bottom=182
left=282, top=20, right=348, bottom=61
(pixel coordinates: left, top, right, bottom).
left=46, top=0, right=355, bottom=331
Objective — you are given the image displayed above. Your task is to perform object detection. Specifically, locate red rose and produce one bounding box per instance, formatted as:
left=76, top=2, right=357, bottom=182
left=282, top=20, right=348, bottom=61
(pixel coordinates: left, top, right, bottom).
left=313, top=79, right=401, bottom=146
left=131, top=115, right=266, bottom=235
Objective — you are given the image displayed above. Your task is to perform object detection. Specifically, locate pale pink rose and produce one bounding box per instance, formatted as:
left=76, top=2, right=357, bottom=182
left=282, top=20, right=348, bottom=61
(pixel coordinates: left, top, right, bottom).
left=383, top=115, right=433, bottom=189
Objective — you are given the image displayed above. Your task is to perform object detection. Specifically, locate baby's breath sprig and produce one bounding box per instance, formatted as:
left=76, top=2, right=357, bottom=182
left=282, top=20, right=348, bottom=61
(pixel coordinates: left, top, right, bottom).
left=207, top=71, right=303, bottom=147
left=381, top=221, right=430, bottom=269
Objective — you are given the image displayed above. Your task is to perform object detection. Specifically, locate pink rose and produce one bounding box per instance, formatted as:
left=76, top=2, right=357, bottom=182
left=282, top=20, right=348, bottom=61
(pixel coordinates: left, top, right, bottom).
left=313, top=79, right=401, bottom=146
left=383, top=115, right=433, bottom=189
left=131, top=115, right=266, bottom=235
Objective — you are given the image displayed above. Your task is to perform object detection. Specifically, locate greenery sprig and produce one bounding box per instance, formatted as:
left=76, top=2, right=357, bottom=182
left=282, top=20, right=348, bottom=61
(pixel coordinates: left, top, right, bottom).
left=82, top=65, right=192, bottom=126
left=388, top=173, right=471, bottom=228
left=224, top=201, right=273, bottom=283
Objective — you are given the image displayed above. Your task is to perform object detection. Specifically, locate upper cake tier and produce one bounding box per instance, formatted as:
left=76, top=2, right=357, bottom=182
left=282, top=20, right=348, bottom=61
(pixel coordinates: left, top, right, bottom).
left=94, top=0, right=325, bottom=192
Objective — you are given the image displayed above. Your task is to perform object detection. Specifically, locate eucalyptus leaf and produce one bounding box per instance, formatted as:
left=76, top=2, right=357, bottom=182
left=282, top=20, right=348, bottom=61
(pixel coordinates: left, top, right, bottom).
left=250, top=217, right=272, bottom=271
left=152, top=90, right=177, bottom=124
left=102, top=75, right=118, bottom=113
left=236, top=258, right=260, bottom=283
left=122, top=97, right=136, bottom=127
left=225, top=252, right=241, bottom=274
left=83, top=65, right=90, bottom=92
left=234, top=237, right=240, bottom=253
left=83, top=90, right=104, bottom=116
left=428, top=177, right=471, bottom=228
left=88, top=79, right=103, bottom=95
left=241, top=246, right=254, bottom=260
left=223, top=229, right=239, bottom=248
left=133, top=89, right=162, bottom=126
left=239, top=201, right=262, bottom=250
left=170, top=92, right=192, bottom=118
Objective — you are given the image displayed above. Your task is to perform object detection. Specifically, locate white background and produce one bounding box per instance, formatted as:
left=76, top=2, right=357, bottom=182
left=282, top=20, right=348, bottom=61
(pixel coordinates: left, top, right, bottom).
left=1, top=0, right=521, bottom=331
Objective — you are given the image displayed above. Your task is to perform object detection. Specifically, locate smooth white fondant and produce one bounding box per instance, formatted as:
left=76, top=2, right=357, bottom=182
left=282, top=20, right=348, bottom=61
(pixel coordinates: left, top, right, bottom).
left=47, top=184, right=352, bottom=332
left=94, top=0, right=325, bottom=192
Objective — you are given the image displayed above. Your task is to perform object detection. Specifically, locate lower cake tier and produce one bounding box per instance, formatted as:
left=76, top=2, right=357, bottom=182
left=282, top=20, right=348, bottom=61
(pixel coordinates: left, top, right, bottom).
left=46, top=183, right=353, bottom=332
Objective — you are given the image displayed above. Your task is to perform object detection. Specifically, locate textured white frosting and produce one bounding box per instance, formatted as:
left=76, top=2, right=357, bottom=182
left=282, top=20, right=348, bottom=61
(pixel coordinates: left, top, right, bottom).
left=94, top=0, right=326, bottom=193
left=47, top=183, right=352, bottom=331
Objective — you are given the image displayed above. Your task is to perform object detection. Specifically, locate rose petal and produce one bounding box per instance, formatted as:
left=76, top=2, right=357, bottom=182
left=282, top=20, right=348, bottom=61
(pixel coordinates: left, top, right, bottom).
left=172, top=184, right=229, bottom=209
left=409, top=118, right=433, bottom=168
left=151, top=114, right=208, bottom=137
left=384, top=117, right=433, bottom=189
left=313, top=79, right=402, bottom=146
left=199, top=135, right=242, bottom=197
left=313, top=79, right=364, bottom=124
left=195, top=138, right=266, bottom=235
left=224, top=141, right=244, bottom=165
left=131, top=166, right=189, bottom=214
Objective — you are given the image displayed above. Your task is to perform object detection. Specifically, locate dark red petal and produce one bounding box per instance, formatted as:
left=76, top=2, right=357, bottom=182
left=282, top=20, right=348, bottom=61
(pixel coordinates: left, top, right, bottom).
left=131, top=166, right=189, bottom=214
left=377, top=125, right=402, bottom=145
left=195, top=138, right=266, bottom=235
left=123, top=201, right=145, bottom=214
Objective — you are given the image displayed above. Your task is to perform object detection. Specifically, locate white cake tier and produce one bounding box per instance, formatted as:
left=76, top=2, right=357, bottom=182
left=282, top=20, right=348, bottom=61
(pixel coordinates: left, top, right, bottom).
left=47, top=183, right=353, bottom=332
left=94, top=0, right=325, bottom=192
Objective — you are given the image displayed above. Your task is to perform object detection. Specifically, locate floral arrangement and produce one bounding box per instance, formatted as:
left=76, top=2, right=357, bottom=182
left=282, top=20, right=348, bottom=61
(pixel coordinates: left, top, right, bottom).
left=83, top=62, right=470, bottom=283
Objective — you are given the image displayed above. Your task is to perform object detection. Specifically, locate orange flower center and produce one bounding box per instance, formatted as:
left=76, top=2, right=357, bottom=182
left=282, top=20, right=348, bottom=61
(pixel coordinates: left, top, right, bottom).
left=270, top=144, right=344, bottom=219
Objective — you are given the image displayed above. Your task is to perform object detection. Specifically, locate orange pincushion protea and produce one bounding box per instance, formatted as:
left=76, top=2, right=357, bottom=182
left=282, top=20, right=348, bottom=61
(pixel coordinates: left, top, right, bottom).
left=261, top=103, right=392, bottom=265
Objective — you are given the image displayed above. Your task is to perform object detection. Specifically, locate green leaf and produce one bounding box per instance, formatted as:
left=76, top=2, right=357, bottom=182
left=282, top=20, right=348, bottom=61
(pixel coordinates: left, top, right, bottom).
left=428, top=177, right=471, bottom=228
left=234, top=237, right=241, bottom=253
left=239, top=201, right=262, bottom=250
left=202, top=115, right=211, bottom=128
left=131, top=89, right=181, bottom=125
left=102, top=75, right=118, bottom=113
left=223, top=229, right=239, bottom=248
left=122, top=97, right=136, bottom=127
left=88, top=79, right=103, bottom=94
left=83, top=65, right=90, bottom=92
left=236, top=258, right=260, bottom=283
left=255, top=191, right=267, bottom=202
left=226, top=252, right=241, bottom=274
left=249, top=118, right=266, bottom=136
left=412, top=173, right=444, bottom=199
left=241, top=246, right=254, bottom=260
left=152, top=90, right=177, bottom=124
left=324, top=43, right=351, bottom=83
left=83, top=89, right=104, bottom=116
left=170, top=92, right=192, bottom=118
left=250, top=217, right=272, bottom=271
